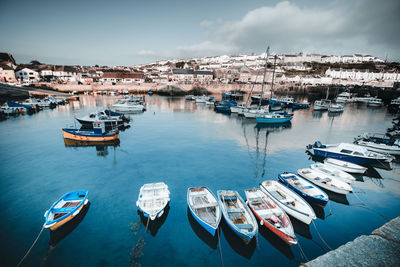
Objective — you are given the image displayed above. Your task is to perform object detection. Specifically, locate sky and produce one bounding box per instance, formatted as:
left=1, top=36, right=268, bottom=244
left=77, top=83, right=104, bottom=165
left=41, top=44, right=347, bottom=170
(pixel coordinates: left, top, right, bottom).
left=1, top=0, right=399, bottom=66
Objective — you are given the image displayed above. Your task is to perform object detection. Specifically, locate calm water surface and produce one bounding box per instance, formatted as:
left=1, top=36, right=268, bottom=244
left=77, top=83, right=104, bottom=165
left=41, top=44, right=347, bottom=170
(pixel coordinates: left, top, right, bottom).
left=0, top=95, right=399, bottom=266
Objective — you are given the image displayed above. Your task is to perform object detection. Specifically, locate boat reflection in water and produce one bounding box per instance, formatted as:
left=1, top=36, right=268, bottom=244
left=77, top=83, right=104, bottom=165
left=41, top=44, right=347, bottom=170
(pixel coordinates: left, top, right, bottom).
left=49, top=202, right=91, bottom=246
left=187, top=208, right=218, bottom=249
left=312, top=110, right=324, bottom=118
left=258, top=225, right=295, bottom=260
left=64, top=139, right=120, bottom=157
left=137, top=204, right=170, bottom=237
left=323, top=190, right=349, bottom=206
left=255, top=121, right=292, bottom=131
left=291, top=217, right=312, bottom=240
left=220, top=219, right=256, bottom=259
left=310, top=203, right=326, bottom=220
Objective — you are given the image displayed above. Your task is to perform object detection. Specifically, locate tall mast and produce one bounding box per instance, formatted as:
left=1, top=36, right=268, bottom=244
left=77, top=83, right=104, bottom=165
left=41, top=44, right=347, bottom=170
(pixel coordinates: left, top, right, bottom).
left=270, top=55, right=277, bottom=98
left=259, top=46, right=270, bottom=108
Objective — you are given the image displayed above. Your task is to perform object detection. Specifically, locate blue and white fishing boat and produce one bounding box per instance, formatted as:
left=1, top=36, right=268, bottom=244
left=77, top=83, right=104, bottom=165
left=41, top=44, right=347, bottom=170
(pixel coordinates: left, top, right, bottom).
left=306, top=141, right=392, bottom=165
left=278, top=172, right=329, bottom=207
left=256, top=112, right=293, bottom=124
left=217, top=190, right=258, bottom=244
left=44, top=191, right=89, bottom=231
left=187, top=187, right=221, bottom=236
left=354, top=133, right=400, bottom=155
left=136, top=182, right=170, bottom=220
left=215, top=101, right=237, bottom=113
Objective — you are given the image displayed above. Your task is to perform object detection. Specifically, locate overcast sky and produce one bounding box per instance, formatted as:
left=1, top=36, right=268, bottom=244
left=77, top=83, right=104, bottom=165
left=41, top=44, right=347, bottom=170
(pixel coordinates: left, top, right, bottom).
left=1, top=0, right=399, bottom=65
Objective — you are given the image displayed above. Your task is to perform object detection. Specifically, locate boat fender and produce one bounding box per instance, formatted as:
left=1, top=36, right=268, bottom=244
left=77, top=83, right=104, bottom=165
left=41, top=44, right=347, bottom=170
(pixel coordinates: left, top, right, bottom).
left=260, top=220, right=264, bottom=226
left=136, top=201, right=139, bottom=207
left=158, top=210, right=164, bottom=218
left=72, top=210, right=80, bottom=217
left=84, top=199, right=89, bottom=205
left=44, top=210, right=48, bottom=218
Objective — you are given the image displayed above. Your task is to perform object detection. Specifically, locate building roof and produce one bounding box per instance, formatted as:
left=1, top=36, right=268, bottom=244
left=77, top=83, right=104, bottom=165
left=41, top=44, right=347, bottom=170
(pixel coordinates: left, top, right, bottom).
left=172, top=69, right=194, bottom=74
left=0, top=53, right=16, bottom=65
left=102, top=72, right=144, bottom=79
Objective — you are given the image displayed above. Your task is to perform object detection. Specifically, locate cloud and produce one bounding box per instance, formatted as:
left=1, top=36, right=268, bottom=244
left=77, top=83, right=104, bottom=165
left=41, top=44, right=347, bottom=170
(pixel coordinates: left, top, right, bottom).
left=175, top=41, right=237, bottom=58
left=175, top=0, right=400, bottom=61
left=138, top=50, right=155, bottom=56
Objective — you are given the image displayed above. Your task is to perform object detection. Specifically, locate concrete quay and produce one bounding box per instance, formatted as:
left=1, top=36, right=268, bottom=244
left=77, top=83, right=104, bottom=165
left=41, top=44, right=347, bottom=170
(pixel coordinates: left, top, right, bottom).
left=303, top=217, right=400, bottom=267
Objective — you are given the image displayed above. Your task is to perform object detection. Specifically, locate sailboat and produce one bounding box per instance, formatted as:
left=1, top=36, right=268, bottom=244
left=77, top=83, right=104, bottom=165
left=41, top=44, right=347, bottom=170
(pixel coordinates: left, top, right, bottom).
left=243, top=47, right=270, bottom=119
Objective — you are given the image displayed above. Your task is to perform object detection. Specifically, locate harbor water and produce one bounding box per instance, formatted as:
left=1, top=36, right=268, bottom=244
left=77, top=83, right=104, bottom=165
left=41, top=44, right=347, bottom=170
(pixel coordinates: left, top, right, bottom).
left=0, top=95, right=399, bottom=266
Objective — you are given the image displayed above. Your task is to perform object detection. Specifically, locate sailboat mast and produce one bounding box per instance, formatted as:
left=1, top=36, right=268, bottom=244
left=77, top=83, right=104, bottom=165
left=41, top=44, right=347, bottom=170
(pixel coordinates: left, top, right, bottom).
left=270, top=55, right=277, bottom=98
left=258, top=46, right=270, bottom=108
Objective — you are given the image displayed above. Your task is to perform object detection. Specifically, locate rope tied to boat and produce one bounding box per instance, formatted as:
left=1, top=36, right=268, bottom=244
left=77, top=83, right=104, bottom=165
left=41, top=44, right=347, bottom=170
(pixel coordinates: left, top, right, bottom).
left=145, top=216, right=150, bottom=232
left=216, top=229, right=224, bottom=267
left=16, top=223, right=45, bottom=267
left=351, top=190, right=389, bottom=221
left=312, top=220, right=332, bottom=251
left=296, top=240, right=309, bottom=263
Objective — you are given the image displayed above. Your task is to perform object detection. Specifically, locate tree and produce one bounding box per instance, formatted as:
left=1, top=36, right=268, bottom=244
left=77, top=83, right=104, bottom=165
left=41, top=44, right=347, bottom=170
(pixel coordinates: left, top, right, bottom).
left=30, top=60, right=41, bottom=65
left=175, top=61, right=185, bottom=68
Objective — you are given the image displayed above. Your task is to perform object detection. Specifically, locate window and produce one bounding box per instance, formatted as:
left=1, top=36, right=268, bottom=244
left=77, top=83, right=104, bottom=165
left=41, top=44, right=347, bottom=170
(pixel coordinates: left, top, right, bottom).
left=340, top=149, right=352, bottom=154
left=353, top=152, right=363, bottom=156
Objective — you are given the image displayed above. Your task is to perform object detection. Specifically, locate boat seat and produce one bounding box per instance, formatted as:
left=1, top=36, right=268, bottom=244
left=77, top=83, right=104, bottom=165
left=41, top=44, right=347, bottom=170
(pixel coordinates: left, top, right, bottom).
left=298, top=186, right=313, bottom=190
left=192, top=202, right=218, bottom=209
left=227, top=207, right=243, bottom=213
left=281, top=197, right=295, bottom=205
left=52, top=207, right=76, bottom=213
left=236, top=224, right=253, bottom=230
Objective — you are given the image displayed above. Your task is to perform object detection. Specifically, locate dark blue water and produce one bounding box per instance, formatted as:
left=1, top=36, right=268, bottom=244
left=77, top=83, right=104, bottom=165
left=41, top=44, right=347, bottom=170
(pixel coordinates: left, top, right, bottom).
left=1, top=95, right=399, bottom=266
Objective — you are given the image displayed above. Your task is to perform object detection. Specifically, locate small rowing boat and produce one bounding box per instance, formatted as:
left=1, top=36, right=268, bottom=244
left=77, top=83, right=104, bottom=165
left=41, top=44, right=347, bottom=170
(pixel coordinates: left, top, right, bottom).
left=260, top=180, right=316, bottom=225
left=44, top=191, right=89, bottom=231
left=297, top=168, right=353, bottom=195
left=187, top=187, right=221, bottom=236
left=245, top=188, right=297, bottom=245
left=310, top=163, right=356, bottom=184
left=323, top=158, right=367, bottom=174
left=217, top=190, right=258, bottom=244
left=278, top=172, right=328, bottom=207
left=136, top=182, right=170, bottom=220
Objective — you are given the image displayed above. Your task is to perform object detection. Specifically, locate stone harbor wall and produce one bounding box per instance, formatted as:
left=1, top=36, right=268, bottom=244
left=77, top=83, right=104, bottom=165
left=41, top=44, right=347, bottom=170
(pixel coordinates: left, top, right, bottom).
left=303, top=217, right=400, bottom=267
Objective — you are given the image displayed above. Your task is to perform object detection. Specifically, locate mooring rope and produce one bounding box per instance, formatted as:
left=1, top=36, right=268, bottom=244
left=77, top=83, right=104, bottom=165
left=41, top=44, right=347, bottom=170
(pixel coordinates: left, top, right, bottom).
left=351, top=191, right=389, bottom=221
left=326, top=201, right=333, bottom=218
left=145, top=216, right=150, bottom=232
left=297, top=240, right=309, bottom=262
left=216, top=229, right=224, bottom=267
left=312, top=220, right=332, bottom=251
left=17, top=223, right=45, bottom=267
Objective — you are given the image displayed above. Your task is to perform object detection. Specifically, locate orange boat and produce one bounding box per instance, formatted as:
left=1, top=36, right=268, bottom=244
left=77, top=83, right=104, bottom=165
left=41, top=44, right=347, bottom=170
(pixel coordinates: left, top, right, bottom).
left=62, top=121, right=119, bottom=142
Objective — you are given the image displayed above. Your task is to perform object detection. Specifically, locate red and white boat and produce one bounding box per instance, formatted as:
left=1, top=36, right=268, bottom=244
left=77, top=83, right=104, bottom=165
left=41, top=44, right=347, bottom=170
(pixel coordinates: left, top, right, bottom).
left=244, top=188, right=297, bottom=246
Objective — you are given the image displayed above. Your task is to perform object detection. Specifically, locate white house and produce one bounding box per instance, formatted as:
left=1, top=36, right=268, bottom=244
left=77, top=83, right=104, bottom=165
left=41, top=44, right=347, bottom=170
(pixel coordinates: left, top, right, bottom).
left=15, top=68, right=39, bottom=83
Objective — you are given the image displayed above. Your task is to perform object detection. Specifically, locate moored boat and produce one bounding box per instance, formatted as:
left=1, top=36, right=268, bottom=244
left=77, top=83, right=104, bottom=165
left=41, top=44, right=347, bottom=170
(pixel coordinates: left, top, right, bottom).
left=44, top=191, right=89, bottom=231
left=354, top=133, right=400, bottom=155
left=260, top=180, right=316, bottom=225
left=187, top=187, right=221, bottom=236
left=328, top=103, right=344, bottom=113
left=245, top=188, right=297, bottom=245
left=278, top=172, right=329, bottom=207
left=297, top=168, right=353, bottom=195
left=217, top=190, right=258, bottom=244
left=62, top=121, right=119, bottom=142
left=306, top=141, right=392, bottom=165
left=256, top=112, right=293, bottom=124
left=313, top=99, right=330, bottom=111
left=136, top=182, right=170, bottom=220
left=323, top=158, right=367, bottom=174
left=76, top=111, right=123, bottom=128
left=310, top=163, right=356, bottom=184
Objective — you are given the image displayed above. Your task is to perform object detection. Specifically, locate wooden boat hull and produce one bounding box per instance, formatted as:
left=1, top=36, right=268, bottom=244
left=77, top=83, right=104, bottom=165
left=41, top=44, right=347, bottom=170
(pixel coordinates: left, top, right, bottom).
left=247, top=203, right=297, bottom=246
left=217, top=190, right=257, bottom=244
left=187, top=187, right=221, bottom=236
left=297, top=169, right=352, bottom=195
left=278, top=174, right=328, bottom=207
left=44, top=191, right=89, bottom=231
left=62, top=129, right=119, bottom=142
left=323, top=158, right=367, bottom=174
left=260, top=181, right=315, bottom=225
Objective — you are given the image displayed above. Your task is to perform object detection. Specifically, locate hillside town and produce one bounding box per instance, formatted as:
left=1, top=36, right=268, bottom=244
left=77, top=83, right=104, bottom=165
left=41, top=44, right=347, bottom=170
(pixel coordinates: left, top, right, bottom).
left=1, top=52, right=400, bottom=90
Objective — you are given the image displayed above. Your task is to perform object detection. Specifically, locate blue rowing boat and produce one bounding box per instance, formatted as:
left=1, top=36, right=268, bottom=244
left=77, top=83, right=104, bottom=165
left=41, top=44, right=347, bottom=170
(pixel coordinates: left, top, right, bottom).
left=217, top=190, right=258, bottom=244
left=278, top=172, right=328, bottom=207
left=187, top=187, right=221, bottom=236
left=44, top=191, right=89, bottom=231
left=215, top=101, right=237, bottom=113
